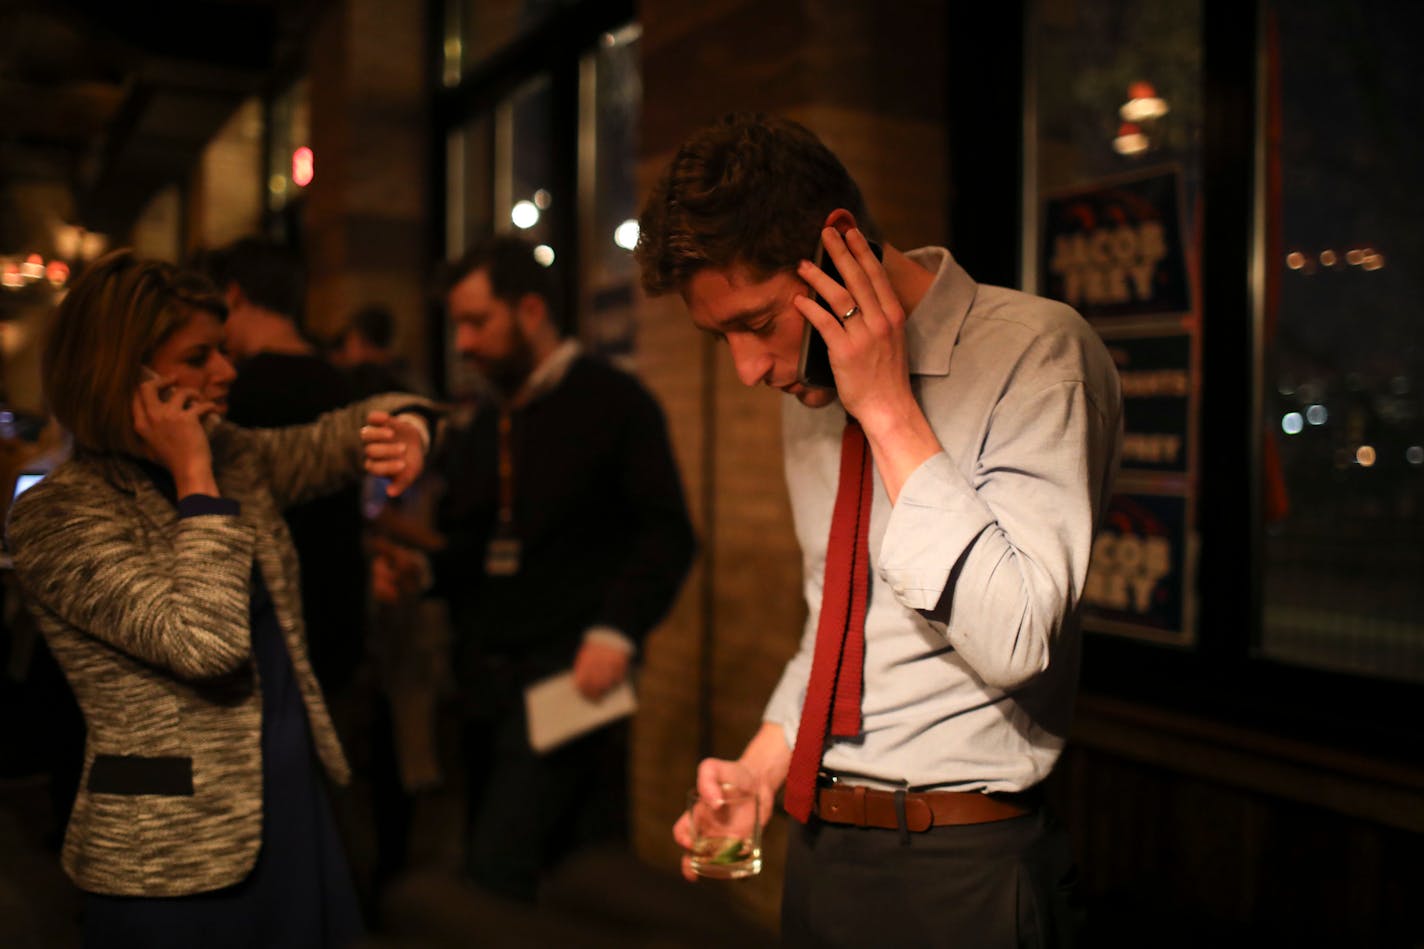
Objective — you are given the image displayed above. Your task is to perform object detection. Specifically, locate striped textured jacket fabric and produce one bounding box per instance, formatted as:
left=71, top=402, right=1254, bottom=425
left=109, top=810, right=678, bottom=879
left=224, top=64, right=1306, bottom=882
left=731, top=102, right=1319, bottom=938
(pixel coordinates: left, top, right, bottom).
left=6, top=395, right=423, bottom=897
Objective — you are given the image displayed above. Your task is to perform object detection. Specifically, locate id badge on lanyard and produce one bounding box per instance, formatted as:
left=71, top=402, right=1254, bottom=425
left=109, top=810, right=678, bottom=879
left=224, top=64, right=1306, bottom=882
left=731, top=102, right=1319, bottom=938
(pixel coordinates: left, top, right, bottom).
left=485, top=533, right=521, bottom=576
left=485, top=410, right=521, bottom=576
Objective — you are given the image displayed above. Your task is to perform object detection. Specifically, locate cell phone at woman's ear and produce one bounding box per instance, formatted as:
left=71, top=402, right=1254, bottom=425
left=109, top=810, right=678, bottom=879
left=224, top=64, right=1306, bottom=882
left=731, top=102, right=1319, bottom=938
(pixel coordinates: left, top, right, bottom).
left=139, top=367, right=220, bottom=434
left=796, top=238, right=883, bottom=390
left=141, top=366, right=174, bottom=402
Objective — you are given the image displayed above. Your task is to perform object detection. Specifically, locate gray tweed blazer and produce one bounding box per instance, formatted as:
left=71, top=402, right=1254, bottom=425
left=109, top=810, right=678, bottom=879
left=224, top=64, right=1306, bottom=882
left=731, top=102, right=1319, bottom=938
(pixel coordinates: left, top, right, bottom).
left=6, top=395, right=421, bottom=897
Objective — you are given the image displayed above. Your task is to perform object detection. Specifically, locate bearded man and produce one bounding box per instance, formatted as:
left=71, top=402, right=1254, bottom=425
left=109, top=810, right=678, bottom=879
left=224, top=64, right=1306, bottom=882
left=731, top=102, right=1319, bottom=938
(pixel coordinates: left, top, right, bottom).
left=380, top=235, right=694, bottom=900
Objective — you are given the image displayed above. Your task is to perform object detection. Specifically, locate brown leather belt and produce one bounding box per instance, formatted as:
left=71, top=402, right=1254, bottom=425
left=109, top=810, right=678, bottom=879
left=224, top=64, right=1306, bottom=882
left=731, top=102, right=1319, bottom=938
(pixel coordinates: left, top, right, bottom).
left=813, top=783, right=1031, bottom=832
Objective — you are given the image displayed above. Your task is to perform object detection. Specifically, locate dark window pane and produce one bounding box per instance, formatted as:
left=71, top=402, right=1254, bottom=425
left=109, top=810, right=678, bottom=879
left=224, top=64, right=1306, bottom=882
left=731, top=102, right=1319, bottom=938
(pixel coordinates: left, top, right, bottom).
left=444, top=0, right=573, bottom=80
left=1259, top=1, right=1424, bottom=683
left=1029, top=0, right=1203, bottom=647
left=582, top=24, right=641, bottom=360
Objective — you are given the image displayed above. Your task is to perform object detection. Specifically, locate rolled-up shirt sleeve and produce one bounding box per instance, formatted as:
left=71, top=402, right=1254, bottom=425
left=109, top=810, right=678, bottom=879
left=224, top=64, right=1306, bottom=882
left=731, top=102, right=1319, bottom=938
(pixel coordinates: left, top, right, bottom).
left=879, top=373, right=1117, bottom=692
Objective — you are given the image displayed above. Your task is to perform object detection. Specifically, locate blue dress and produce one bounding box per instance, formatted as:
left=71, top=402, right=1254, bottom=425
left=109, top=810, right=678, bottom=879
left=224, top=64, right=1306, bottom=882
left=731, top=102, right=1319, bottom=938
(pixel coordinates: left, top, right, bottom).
left=82, top=474, right=363, bottom=948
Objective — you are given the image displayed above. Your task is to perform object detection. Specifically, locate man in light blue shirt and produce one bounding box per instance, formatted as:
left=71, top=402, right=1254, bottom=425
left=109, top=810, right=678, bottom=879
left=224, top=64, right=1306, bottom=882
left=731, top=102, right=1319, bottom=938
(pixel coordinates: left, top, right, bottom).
left=636, top=113, right=1121, bottom=947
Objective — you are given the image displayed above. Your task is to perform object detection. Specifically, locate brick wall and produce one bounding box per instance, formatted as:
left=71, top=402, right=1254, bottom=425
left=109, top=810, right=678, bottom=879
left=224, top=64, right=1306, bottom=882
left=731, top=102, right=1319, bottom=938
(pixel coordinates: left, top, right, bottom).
left=305, top=0, right=431, bottom=363
left=187, top=98, right=263, bottom=254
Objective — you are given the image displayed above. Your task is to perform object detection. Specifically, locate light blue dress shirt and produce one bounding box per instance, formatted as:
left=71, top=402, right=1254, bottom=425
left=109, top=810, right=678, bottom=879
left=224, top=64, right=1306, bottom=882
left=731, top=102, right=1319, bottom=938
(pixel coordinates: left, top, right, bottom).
left=764, top=247, right=1124, bottom=792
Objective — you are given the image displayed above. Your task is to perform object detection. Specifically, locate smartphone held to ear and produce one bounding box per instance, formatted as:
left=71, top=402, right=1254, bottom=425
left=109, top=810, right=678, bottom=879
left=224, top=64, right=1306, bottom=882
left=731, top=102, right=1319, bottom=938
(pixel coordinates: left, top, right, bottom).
left=141, top=367, right=221, bottom=432
left=141, top=366, right=174, bottom=402
left=796, top=238, right=884, bottom=390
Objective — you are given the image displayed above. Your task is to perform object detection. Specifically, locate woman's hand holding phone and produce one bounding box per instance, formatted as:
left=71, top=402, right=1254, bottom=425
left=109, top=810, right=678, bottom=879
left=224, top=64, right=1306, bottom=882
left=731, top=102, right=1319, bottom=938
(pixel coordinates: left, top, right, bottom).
left=134, top=369, right=220, bottom=496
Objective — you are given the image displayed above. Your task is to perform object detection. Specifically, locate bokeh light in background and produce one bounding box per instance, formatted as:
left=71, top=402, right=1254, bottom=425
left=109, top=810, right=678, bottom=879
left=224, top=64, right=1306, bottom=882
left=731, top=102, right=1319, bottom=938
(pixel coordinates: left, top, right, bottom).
left=291, top=146, right=314, bottom=187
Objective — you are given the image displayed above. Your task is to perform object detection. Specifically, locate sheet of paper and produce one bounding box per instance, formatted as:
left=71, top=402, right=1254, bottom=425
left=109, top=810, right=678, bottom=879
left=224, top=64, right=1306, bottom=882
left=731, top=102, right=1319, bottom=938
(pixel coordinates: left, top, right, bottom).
left=524, top=670, right=637, bottom=753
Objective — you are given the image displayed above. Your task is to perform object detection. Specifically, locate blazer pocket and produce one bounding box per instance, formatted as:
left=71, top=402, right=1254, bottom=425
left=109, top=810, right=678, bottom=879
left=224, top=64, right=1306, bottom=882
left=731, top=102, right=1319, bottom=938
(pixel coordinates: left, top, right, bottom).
left=87, top=754, right=194, bottom=796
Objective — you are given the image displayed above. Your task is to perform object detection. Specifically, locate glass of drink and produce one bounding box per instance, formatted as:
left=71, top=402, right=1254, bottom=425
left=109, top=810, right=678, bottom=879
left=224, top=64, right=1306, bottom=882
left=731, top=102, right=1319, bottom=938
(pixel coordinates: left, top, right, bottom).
left=685, top=783, right=762, bottom=880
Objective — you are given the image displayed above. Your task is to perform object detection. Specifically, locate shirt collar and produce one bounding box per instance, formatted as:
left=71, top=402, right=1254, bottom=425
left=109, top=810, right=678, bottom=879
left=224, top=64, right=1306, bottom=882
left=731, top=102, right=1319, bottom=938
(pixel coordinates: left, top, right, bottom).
left=512, top=337, right=582, bottom=406
left=902, top=246, right=977, bottom=378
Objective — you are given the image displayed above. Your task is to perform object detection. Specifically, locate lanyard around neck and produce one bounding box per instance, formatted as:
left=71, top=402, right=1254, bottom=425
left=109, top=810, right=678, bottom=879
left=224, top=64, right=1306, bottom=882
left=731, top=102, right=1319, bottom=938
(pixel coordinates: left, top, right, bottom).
left=496, top=410, right=515, bottom=531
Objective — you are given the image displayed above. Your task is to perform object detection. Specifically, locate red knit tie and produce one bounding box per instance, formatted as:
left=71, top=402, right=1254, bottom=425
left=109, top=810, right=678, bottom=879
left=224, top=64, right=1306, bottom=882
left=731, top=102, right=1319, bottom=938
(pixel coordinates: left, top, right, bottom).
left=783, top=418, right=873, bottom=823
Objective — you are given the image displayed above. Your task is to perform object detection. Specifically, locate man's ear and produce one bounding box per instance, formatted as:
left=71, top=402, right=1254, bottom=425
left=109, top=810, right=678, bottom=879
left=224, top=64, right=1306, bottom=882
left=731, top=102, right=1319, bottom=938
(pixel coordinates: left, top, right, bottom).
left=822, top=208, right=858, bottom=238
left=516, top=292, right=549, bottom=334
left=224, top=282, right=246, bottom=311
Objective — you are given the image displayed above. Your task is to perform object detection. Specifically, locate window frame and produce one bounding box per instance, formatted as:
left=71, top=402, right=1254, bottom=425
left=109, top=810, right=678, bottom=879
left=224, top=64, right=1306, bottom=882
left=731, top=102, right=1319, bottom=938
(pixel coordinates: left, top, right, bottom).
left=428, top=0, right=635, bottom=397
left=966, top=0, right=1424, bottom=765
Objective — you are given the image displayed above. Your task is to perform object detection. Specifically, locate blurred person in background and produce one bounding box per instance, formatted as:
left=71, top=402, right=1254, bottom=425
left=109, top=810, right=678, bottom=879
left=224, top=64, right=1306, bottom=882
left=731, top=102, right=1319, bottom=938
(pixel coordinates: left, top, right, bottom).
left=0, top=416, right=82, bottom=842
left=359, top=460, right=449, bottom=903
left=4, top=250, right=433, bottom=948
left=330, top=303, right=425, bottom=398
left=638, top=113, right=1122, bottom=948
left=331, top=299, right=446, bottom=901
left=194, top=237, right=367, bottom=699
left=197, top=239, right=435, bottom=918
left=374, top=235, right=695, bottom=902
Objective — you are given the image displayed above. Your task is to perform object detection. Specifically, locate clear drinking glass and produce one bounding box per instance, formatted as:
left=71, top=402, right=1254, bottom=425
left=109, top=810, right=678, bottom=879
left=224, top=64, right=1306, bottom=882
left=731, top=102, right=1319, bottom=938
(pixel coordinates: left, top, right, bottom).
left=685, top=784, right=762, bottom=880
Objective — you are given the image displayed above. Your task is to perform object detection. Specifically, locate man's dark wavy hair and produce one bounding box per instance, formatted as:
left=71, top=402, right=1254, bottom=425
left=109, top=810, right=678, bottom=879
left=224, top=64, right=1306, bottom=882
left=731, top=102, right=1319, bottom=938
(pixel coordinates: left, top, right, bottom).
left=438, top=234, right=564, bottom=333
left=634, top=112, right=878, bottom=296
left=193, top=236, right=306, bottom=324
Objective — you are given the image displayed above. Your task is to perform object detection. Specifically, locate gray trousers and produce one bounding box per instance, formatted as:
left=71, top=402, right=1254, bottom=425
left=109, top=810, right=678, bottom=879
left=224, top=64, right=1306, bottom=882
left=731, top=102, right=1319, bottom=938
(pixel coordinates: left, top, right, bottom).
left=782, top=808, right=1077, bottom=948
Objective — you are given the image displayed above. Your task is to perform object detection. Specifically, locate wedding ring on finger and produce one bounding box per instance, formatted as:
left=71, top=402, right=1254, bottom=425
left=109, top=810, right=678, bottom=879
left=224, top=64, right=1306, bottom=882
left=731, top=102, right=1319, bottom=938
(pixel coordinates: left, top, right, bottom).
left=839, top=304, right=861, bottom=323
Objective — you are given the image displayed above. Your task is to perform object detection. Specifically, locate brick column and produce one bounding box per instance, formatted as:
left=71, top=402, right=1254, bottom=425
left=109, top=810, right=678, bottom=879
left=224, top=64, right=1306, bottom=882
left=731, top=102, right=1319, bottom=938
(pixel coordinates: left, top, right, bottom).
left=305, top=0, right=430, bottom=370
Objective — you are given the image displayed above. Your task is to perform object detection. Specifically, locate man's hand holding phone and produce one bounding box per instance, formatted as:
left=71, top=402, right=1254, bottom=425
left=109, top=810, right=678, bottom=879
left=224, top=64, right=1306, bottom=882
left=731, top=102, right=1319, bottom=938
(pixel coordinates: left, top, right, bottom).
left=133, top=368, right=220, bottom=496
left=794, top=225, right=944, bottom=505
left=794, top=226, right=912, bottom=431
left=796, top=228, right=884, bottom=392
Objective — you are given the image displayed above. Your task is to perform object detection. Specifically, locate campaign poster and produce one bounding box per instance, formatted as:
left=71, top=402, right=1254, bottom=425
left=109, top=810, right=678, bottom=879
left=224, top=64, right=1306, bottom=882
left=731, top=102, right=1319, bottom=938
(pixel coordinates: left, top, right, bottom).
left=1102, top=332, right=1193, bottom=476
left=1081, top=490, right=1194, bottom=645
left=1041, top=167, right=1191, bottom=318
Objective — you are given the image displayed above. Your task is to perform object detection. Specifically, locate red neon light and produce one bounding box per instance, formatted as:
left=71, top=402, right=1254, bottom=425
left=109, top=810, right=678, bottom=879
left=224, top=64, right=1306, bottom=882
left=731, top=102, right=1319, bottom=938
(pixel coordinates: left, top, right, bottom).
left=292, top=146, right=314, bottom=187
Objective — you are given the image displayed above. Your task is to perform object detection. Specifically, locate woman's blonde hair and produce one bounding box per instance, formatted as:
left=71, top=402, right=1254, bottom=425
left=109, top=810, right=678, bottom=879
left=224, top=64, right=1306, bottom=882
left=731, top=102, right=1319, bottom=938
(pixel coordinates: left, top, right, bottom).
left=42, top=249, right=227, bottom=456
